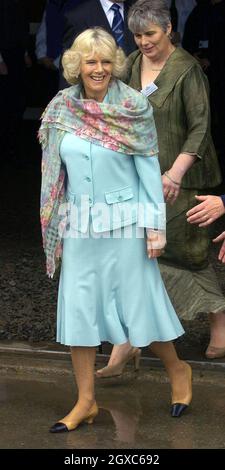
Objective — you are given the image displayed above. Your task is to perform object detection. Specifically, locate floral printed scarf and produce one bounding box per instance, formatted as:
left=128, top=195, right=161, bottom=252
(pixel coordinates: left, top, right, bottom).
left=39, top=78, right=158, bottom=277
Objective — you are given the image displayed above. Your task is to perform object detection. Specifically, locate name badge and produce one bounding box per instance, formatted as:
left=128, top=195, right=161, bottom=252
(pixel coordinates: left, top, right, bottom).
left=141, top=82, right=158, bottom=97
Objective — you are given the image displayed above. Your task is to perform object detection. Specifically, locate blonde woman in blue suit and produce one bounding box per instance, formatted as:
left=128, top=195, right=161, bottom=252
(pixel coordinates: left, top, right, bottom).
left=39, top=28, right=192, bottom=433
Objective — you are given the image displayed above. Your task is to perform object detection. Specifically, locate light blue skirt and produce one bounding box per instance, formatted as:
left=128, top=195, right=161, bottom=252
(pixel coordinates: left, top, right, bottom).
left=57, top=224, right=184, bottom=347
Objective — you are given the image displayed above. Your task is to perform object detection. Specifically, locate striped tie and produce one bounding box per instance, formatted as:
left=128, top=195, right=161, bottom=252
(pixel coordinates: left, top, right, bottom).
left=111, top=4, right=124, bottom=48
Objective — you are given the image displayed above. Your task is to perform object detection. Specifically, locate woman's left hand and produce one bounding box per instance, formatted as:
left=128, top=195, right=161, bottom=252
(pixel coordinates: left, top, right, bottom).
left=162, top=170, right=181, bottom=205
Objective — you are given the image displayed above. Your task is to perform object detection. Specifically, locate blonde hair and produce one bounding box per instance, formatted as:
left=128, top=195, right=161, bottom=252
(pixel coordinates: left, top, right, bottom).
left=62, top=28, right=127, bottom=85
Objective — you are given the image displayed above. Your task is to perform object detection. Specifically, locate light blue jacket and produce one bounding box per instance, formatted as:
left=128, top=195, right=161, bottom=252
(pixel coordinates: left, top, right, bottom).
left=60, top=133, right=166, bottom=234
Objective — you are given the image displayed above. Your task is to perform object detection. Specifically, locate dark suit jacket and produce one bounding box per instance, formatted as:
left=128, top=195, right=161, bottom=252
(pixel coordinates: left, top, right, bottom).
left=0, top=0, right=29, bottom=51
left=63, top=0, right=136, bottom=55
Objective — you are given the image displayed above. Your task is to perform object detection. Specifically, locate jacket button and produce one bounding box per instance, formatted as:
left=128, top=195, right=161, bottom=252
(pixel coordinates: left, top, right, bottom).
left=85, top=177, right=91, bottom=182
left=118, top=195, right=123, bottom=201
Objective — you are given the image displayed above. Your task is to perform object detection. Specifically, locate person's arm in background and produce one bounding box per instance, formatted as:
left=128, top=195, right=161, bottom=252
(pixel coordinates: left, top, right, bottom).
left=62, top=7, right=80, bottom=52
left=182, top=9, right=197, bottom=54
left=182, top=3, right=211, bottom=72
left=59, top=4, right=83, bottom=89
left=62, top=0, right=87, bottom=52
left=35, top=9, right=58, bottom=70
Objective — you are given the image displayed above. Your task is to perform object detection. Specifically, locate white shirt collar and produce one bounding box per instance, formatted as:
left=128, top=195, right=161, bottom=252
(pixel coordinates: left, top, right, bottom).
left=99, top=0, right=124, bottom=14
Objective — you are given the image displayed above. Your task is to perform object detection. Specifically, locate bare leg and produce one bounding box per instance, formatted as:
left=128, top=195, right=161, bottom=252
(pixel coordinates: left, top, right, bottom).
left=51, top=347, right=98, bottom=431
left=96, top=342, right=141, bottom=378
left=208, top=311, right=225, bottom=347
left=71, top=346, right=96, bottom=403
left=107, top=342, right=133, bottom=366
left=150, top=341, right=192, bottom=405
left=206, top=311, right=225, bottom=358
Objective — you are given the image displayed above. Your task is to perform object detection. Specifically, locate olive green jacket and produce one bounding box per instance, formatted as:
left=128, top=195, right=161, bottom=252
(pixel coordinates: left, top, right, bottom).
left=127, top=47, right=221, bottom=189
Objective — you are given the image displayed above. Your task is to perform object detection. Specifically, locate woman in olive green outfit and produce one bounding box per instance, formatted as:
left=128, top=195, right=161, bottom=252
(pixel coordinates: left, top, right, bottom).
left=96, top=0, right=225, bottom=376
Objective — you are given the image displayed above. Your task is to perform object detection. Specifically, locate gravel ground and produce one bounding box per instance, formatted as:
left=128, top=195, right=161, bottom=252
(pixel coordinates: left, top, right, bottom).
left=1, top=122, right=225, bottom=357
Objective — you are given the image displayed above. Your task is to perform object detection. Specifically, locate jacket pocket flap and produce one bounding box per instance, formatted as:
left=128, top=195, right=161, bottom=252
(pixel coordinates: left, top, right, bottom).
left=105, top=186, right=133, bottom=204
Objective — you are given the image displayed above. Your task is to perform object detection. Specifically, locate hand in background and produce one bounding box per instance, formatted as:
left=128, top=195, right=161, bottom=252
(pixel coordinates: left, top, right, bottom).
left=187, top=195, right=225, bottom=227
left=38, top=56, right=57, bottom=70
left=0, top=61, right=8, bottom=75
left=213, top=232, right=225, bottom=263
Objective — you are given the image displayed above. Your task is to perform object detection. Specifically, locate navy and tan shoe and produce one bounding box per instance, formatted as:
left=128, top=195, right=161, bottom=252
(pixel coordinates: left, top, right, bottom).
left=171, top=363, right=192, bottom=418
left=49, top=402, right=98, bottom=433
